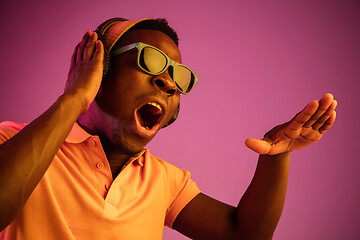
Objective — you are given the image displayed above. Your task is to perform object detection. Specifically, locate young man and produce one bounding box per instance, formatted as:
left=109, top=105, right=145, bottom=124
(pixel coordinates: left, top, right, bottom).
left=0, top=18, right=336, bottom=239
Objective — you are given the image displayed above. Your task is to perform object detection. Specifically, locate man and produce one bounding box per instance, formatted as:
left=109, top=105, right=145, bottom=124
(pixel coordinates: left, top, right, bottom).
left=0, top=18, right=336, bottom=239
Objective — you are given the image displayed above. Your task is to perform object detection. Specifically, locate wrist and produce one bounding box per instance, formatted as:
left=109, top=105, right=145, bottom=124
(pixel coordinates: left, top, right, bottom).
left=259, top=152, right=290, bottom=166
left=58, top=93, right=89, bottom=115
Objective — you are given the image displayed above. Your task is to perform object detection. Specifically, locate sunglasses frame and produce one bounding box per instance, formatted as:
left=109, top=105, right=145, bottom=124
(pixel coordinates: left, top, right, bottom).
left=111, top=42, right=198, bottom=94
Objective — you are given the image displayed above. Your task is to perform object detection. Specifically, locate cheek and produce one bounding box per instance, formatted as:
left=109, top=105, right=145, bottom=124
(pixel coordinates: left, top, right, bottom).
left=99, top=62, right=139, bottom=103
left=167, top=95, right=180, bottom=119
left=110, top=54, right=138, bottom=77
left=106, top=60, right=149, bottom=92
left=95, top=80, right=130, bottom=118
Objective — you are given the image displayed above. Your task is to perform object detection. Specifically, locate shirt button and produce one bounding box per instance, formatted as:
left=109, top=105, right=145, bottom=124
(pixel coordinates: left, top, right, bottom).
left=96, top=162, right=103, bottom=169
left=88, top=140, right=96, bottom=147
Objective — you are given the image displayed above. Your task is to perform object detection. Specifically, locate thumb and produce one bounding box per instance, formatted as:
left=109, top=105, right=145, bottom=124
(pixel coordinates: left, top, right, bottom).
left=245, top=138, right=272, bottom=155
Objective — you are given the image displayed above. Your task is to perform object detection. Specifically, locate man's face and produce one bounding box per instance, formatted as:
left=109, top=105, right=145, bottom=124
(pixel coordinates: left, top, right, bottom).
left=92, top=29, right=181, bottom=155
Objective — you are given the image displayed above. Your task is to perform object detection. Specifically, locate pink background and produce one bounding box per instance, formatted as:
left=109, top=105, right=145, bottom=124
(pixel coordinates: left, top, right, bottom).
left=0, top=0, right=359, bottom=239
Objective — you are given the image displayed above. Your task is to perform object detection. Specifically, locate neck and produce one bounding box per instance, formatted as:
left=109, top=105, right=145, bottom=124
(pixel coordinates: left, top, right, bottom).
left=77, top=103, right=143, bottom=178
left=77, top=114, right=130, bottom=178
left=100, top=136, right=144, bottom=179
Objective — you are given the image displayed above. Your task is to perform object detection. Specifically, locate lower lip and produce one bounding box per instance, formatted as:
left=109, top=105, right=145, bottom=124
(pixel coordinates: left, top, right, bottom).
left=133, top=111, right=159, bottom=138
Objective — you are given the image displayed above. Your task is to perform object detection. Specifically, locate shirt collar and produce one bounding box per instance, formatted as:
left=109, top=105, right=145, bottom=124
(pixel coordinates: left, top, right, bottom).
left=65, top=122, right=146, bottom=166
left=122, top=149, right=146, bottom=168
left=64, top=122, right=93, bottom=143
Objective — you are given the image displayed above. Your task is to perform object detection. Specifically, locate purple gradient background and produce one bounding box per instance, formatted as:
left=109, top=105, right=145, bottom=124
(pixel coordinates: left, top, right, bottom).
left=0, top=0, right=359, bottom=239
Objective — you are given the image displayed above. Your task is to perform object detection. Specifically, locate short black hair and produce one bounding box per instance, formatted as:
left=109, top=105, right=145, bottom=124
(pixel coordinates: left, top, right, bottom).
left=119, top=18, right=179, bottom=46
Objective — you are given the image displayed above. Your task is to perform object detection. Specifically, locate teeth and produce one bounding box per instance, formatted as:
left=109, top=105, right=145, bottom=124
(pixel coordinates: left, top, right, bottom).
left=148, top=102, right=162, bottom=113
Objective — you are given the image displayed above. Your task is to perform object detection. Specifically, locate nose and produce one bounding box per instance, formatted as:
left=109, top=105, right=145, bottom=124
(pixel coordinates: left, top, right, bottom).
left=151, top=69, right=177, bottom=96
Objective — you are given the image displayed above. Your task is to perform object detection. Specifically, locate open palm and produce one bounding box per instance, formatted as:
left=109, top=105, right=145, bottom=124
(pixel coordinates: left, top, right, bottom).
left=245, top=93, right=337, bottom=155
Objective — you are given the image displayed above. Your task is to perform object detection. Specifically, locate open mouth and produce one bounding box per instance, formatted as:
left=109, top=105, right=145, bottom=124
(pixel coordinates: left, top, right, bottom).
left=137, top=102, right=163, bottom=130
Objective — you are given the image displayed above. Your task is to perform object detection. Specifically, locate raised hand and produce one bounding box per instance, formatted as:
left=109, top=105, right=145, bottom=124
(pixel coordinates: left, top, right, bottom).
left=245, top=93, right=337, bottom=155
left=64, top=30, right=104, bottom=113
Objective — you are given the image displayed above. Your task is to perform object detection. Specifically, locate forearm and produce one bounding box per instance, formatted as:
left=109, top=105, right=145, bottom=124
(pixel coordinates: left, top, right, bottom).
left=0, top=93, right=85, bottom=230
left=235, top=152, right=290, bottom=239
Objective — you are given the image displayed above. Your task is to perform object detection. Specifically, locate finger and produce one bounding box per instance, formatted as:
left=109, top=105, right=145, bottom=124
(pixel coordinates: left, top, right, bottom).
left=287, top=100, right=319, bottom=130
left=312, top=99, right=337, bottom=131
left=92, top=40, right=104, bottom=63
left=319, top=111, right=336, bottom=134
left=245, top=138, right=272, bottom=155
left=83, top=32, right=98, bottom=60
left=76, top=30, right=91, bottom=62
left=70, top=42, right=81, bottom=68
left=303, top=93, right=334, bottom=128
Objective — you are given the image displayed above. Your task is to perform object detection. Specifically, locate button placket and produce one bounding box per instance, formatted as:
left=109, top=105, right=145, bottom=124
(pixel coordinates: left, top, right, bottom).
left=96, top=162, right=103, bottom=169
left=88, top=139, right=96, bottom=147
left=88, top=138, right=104, bottom=170
left=87, top=136, right=114, bottom=198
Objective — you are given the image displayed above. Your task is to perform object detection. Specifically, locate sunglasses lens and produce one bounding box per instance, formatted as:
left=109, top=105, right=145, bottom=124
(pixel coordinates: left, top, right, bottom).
left=173, top=65, right=195, bottom=94
left=139, top=47, right=167, bottom=74
left=138, top=44, right=196, bottom=94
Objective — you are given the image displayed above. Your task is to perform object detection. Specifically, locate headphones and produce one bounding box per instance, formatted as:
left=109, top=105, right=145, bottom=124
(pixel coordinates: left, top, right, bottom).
left=94, top=18, right=179, bottom=127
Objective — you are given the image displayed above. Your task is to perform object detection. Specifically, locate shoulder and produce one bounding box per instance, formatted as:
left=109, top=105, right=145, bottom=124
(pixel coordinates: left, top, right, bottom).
left=143, top=150, right=203, bottom=229
left=0, top=121, right=26, bottom=143
left=144, top=149, right=197, bottom=191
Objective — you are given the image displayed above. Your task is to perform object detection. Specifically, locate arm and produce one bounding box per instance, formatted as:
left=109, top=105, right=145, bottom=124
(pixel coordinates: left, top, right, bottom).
left=0, top=31, right=103, bottom=231
left=173, top=94, right=337, bottom=239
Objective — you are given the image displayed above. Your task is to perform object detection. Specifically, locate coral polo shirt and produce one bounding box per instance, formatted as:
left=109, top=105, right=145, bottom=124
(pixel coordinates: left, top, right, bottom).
left=0, top=121, right=201, bottom=240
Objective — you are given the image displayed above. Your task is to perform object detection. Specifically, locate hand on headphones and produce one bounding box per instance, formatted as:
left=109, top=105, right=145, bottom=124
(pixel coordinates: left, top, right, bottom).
left=64, top=30, right=104, bottom=113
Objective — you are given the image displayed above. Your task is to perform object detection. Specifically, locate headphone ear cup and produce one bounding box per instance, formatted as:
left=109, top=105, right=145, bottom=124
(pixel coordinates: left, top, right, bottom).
left=163, top=104, right=180, bottom=128
left=94, top=30, right=111, bottom=80
left=94, top=18, right=129, bottom=80
left=102, top=48, right=111, bottom=79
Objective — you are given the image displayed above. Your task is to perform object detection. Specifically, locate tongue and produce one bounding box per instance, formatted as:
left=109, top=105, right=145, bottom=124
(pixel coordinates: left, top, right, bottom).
left=138, top=104, right=162, bottom=129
